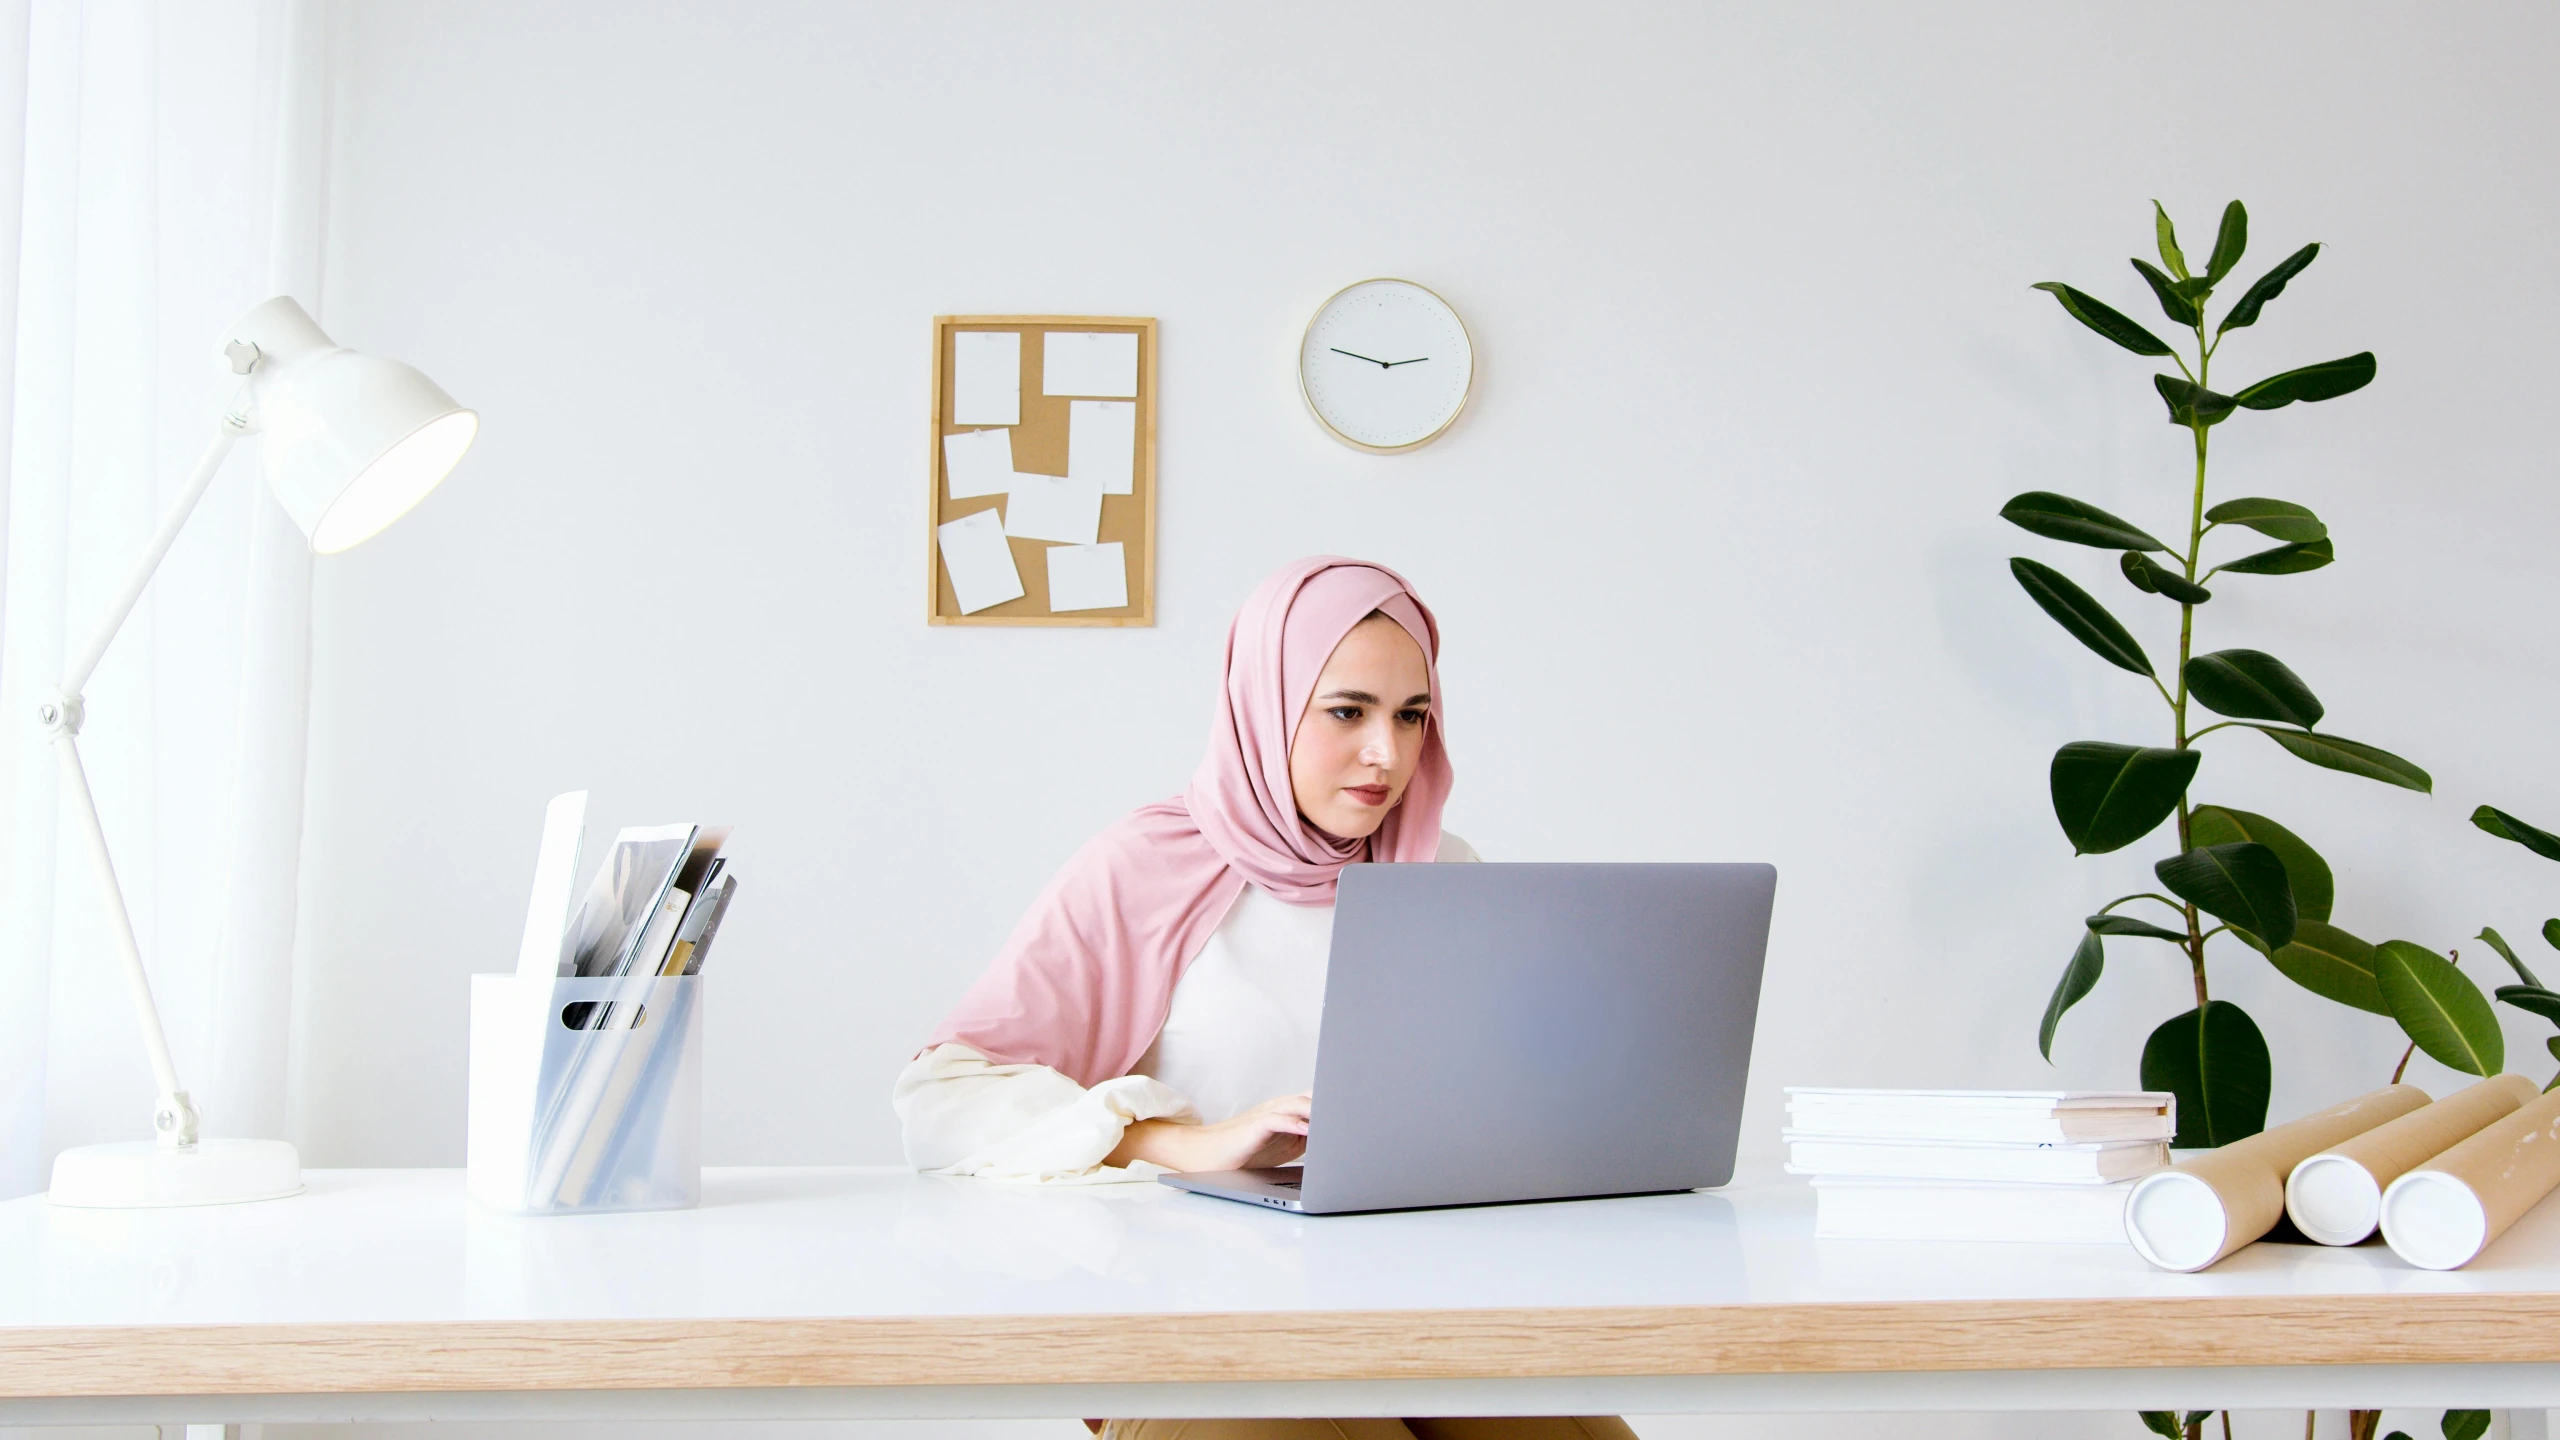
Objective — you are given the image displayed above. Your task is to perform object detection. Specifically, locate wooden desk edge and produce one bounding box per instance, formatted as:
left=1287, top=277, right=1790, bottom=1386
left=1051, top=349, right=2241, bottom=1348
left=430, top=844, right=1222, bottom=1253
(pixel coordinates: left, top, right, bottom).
left=10, top=1295, right=2560, bottom=1397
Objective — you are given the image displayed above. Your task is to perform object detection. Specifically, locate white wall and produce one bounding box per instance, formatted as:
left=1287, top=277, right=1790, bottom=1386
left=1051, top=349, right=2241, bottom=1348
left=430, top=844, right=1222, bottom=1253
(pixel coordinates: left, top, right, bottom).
left=291, top=0, right=2560, bottom=1184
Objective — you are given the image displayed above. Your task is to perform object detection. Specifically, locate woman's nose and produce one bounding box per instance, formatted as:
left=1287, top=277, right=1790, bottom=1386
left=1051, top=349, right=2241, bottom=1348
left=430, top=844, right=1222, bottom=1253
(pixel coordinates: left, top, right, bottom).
left=1358, top=724, right=1400, bottom=769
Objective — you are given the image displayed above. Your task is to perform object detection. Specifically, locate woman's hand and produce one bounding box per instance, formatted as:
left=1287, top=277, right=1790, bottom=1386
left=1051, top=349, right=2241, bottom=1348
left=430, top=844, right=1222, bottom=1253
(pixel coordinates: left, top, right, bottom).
left=1107, top=1092, right=1310, bottom=1172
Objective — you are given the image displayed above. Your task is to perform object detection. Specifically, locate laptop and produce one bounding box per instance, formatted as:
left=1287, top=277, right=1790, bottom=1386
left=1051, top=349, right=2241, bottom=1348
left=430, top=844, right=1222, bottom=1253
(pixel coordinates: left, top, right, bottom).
left=1159, top=861, right=1775, bottom=1214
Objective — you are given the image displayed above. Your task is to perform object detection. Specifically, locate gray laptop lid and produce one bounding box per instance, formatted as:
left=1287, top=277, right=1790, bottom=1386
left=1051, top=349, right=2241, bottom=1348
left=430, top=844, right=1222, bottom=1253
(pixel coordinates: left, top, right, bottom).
left=1299, top=861, right=1774, bottom=1214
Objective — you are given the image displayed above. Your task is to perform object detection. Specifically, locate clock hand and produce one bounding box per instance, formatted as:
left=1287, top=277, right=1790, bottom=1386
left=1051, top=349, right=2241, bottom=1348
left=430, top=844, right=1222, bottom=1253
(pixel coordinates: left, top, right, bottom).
left=1381, top=357, right=1430, bottom=367
left=1329, top=347, right=1392, bottom=368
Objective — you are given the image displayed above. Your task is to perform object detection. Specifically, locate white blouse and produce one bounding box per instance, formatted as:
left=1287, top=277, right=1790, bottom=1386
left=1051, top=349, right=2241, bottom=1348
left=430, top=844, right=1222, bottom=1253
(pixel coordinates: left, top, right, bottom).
left=894, top=832, right=1479, bottom=1182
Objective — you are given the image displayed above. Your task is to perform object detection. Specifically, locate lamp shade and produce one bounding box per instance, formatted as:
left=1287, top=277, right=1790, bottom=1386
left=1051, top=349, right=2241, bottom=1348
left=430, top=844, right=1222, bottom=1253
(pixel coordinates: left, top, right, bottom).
left=226, top=297, right=478, bottom=555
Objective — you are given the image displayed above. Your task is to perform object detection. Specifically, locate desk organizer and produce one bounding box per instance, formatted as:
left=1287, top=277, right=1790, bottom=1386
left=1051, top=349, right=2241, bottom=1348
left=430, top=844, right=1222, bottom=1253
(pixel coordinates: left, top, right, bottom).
left=467, top=972, right=702, bottom=1214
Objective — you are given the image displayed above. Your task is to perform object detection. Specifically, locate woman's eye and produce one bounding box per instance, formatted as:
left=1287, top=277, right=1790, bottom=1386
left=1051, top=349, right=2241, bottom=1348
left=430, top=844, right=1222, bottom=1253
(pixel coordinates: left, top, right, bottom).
left=1328, top=706, right=1363, bottom=722
left=1397, top=709, right=1427, bottom=726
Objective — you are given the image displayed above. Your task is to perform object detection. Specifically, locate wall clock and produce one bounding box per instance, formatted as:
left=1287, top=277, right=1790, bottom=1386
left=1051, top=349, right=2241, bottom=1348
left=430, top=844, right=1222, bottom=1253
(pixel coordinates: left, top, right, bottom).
left=1297, top=278, right=1474, bottom=453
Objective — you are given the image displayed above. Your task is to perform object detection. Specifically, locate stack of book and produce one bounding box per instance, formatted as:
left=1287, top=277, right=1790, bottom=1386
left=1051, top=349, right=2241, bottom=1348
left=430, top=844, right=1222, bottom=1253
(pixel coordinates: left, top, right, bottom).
left=1785, top=1088, right=2175, bottom=1243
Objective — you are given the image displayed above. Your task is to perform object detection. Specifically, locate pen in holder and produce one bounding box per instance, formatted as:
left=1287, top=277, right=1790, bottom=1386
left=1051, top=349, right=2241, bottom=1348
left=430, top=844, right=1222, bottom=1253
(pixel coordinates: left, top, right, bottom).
left=468, top=970, right=703, bottom=1214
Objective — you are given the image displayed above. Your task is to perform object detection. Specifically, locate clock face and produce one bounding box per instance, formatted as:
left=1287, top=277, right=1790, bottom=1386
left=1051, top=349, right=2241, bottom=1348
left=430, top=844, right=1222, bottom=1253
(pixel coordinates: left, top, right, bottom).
left=1298, top=279, right=1474, bottom=452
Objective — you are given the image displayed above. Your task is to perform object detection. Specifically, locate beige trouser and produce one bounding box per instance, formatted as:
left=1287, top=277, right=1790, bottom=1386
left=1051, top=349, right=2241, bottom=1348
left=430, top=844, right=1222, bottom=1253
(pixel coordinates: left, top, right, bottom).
left=1103, top=1419, right=1639, bottom=1440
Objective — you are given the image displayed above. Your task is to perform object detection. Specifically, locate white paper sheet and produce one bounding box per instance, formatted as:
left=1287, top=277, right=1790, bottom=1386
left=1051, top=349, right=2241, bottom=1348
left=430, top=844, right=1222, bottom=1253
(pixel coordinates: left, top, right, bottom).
left=953, top=331, right=1022, bottom=425
left=1046, top=542, right=1128, bottom=612
left=1041, top=331, right=1138, bottom=397
left=1003, top=474, right=1104, bottom=546
left=1066, top=400, right=1137, bottom=495
left=936, top=508, right=1025, bottom=614
left=514, top=791, right=588, bottom=985
left=941, top=428, right=1015, bottom=500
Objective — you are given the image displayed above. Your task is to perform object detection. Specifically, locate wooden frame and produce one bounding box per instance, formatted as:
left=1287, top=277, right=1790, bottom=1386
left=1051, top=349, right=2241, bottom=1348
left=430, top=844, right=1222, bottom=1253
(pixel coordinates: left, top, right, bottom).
left=926, top=315, right=1157, bottom=626
left=15, top=1293, right=2560, bottom=1396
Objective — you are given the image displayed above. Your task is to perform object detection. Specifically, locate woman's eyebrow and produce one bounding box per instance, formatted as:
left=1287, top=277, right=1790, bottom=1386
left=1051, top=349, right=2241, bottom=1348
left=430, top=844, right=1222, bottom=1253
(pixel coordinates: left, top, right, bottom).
left=1402, top=693, right=1432, bottom=706
left=1319, top=688, right=1380, bottom=704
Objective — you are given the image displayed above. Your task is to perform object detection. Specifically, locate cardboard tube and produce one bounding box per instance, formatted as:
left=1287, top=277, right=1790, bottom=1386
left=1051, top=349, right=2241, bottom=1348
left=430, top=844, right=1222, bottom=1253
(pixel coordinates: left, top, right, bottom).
left=2286, top=1075, right=2537, bottom=1246
left=2124, top=1085, right=2430, bottom=1271
left=2380, top=1085, right=2560, bottom=1270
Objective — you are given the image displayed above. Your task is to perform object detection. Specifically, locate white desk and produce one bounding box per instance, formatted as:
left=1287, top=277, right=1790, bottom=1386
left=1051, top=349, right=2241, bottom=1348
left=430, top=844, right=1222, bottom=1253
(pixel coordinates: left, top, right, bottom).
left=8, top=1164, right=2560, bottom=1428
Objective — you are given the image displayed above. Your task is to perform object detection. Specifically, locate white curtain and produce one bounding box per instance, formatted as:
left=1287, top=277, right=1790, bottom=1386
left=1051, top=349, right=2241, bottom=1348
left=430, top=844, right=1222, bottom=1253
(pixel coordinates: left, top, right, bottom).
left=0, top=0, right=330, bottom=1198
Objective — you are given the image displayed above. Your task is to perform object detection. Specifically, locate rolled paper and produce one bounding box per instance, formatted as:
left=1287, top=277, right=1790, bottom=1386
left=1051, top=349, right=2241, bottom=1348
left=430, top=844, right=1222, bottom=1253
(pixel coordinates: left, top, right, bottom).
left=2379, top=1085, right=2560, bottom=1270
left=2287, top=1074, right=2538, bottom=1246
left=2124, top=1085, right=2430, bottom=1271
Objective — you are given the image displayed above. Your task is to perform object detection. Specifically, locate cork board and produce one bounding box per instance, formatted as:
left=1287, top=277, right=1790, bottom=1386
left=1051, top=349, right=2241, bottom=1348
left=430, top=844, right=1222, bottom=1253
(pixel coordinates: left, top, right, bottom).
left=927, top=315, right=1157, bottom=626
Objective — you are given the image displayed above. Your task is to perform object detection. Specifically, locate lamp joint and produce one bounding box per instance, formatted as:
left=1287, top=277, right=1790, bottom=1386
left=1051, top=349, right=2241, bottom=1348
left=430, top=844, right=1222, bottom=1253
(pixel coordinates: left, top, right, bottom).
left=154, top=1090, right=201, bottom=1149
left=36, top=691, right=82, bottom=737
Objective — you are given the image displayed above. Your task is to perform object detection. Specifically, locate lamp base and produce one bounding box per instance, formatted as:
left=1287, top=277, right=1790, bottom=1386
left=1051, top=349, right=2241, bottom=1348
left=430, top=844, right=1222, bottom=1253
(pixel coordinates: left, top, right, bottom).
left=47, top=1138, right=302, bottom=1208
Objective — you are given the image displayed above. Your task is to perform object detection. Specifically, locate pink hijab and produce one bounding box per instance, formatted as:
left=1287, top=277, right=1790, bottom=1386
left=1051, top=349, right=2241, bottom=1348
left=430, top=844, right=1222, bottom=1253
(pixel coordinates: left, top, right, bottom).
left=925, top=557, right=1454, bottom=1087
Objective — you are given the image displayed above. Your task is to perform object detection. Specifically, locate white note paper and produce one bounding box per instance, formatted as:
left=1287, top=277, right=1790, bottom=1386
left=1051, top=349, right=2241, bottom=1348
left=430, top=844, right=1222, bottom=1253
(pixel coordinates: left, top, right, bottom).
left=1041, top=332, right=1138, bottom=397
left=936, top=508, right=1024, bottom=614
left=1004, top=474, right=1104, bottom=545
left=952, top=331, right=1022, bottom=425
left=1066, top=400, right=1137, bottom=495
left=1046, top=542, right=1128, bottom=612
left=941, top=428, right=1015, bottom=500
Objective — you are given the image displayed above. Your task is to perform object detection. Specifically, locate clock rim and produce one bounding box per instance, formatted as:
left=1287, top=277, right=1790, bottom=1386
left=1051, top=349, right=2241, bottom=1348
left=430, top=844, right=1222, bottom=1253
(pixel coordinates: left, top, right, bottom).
left=1297, top=276, right=1475, bottom=454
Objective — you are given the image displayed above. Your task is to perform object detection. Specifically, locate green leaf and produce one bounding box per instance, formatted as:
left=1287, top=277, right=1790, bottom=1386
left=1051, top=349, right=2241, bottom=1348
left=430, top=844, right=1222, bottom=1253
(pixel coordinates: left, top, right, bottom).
left=2377, top=940, right=2503, bottom=1076
left=2547, top=917, right=2560, bottom=954
left=2218, top=242, right=2320, bottom=334
left=2142, top=1000, right=2271, bottom=1147
left=2233, top=352, right=2378, bottom=410
left=2089, top=913, right=2188, bottom=942
left=2155, top=373, right=2239, bottom=428
left=1999, top=491, right=2167, bottom=550
left=2473, top=805, right=2560, bottom=862
left=2204, top=497, right=2327, bottom=544
left=2131, top=259, right=2201, bottom=326
left=2548, top=1034, right=2560, bottom=1063
left=2248, top=726, right=2432, bottom=793
left=2121, top=551, right=2212, bottom=604
left=2247, top=918, right=2385, bottom=1015
left=2010, top=558, right=2154, bottom=676
left=2217, top=537, right=2334, bottom=576
left=2039, top=930, right=2104, bottom=1061
left=2185, top=649, right=2324, bottom=728
left=2141, top=1414, right=2185, bottom=1440
left=2051, top=742, right=2199, bottom=855
left=2182, top=1416, right=2215, bottom=1432
left=2158, top=841, right=2297, bottom=950
left=2443, top=1412, right=2490, bottom=1440
left=2495, top=984, right=2560, bottom=1025
left=2188, top=805, right=2333, bottom=922
left=2204, top=201, right=2248, bottom=283
left=2153, top=202, right=2190, bottom=281
left=2388, top=1433, right=2414, bottom=1440
left=2478, top=927, right=2542, bottom=987
left=2032, top=282, right=2174, bottom=357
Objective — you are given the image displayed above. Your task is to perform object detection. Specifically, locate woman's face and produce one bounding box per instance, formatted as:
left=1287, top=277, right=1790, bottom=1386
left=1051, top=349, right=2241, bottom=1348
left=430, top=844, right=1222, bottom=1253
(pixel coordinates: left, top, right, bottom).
left=1288, top=614, right=1432, bottom=840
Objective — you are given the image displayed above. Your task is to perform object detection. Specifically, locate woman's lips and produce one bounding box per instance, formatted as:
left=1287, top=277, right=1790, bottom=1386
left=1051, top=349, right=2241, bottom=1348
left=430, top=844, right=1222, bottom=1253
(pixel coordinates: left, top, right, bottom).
left=1345, top=784, right=1391, bottom=806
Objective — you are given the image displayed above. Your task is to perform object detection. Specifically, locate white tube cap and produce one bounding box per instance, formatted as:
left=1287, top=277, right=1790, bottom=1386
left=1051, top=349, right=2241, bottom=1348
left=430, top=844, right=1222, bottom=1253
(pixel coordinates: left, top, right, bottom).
left=2125, top=1169, right=2229, bottom=1271
left=2380, top=1170, right=2490, bottom=1270
left=227, top=296, right=478, bottom=554
left=2286, top=1153, right=2384, bottom=1246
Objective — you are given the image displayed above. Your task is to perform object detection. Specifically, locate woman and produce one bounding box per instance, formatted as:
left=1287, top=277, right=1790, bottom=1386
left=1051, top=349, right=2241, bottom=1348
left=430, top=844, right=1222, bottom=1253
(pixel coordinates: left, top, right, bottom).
left=896, top=557, right=1635, bottom=1440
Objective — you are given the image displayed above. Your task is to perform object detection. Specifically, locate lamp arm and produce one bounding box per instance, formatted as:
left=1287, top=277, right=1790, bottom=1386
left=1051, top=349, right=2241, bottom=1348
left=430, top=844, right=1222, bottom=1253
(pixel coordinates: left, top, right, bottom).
left=36, top=401, right=255, bottom=1150
left=58, top=407, right=250, bottom=699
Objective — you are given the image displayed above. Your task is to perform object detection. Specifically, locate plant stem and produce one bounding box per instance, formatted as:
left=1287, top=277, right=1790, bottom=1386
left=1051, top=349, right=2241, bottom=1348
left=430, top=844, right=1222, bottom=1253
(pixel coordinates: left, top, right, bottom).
left=2392, top=1041, right=2417, bottom=1085
left=2177, top=324, right=2214, bottom=1012
left=2223, top=1413, right=2235, bottom=1440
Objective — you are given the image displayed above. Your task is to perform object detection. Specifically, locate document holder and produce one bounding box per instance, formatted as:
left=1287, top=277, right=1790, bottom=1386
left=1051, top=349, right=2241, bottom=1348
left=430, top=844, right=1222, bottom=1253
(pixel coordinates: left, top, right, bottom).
left=466, top=972, right=703, bottom=1214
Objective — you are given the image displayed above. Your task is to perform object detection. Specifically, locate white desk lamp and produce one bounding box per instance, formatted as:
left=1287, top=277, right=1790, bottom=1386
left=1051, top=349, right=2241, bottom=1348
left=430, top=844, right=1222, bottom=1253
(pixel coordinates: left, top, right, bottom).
left=44, top=296, right=476, bottom=1208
